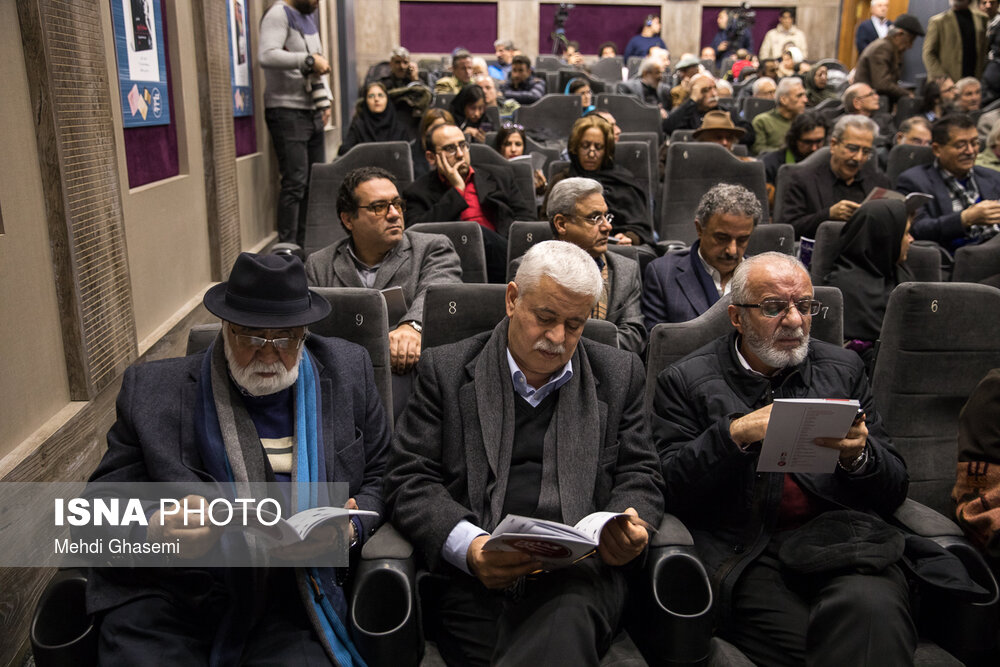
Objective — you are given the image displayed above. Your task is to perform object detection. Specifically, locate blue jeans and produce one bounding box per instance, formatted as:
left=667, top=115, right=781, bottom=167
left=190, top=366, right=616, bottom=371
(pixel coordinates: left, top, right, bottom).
left=265, top=107, right=326, bottom=245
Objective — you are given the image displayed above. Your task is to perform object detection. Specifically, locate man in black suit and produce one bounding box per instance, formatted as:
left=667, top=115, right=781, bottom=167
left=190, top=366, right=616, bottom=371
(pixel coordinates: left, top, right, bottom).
left=86, top=252, right=391, bottom=665
left=896, top=113, right=1000, bottom=250
left=855, top=0, right=892, bottom=55
left=386, top=240, right=664, bottom=666
left=403, top=123, right=535, bottom=283
left=641, top=184, right=760, bottom=328
left=777, top=114, right=890, bottom=239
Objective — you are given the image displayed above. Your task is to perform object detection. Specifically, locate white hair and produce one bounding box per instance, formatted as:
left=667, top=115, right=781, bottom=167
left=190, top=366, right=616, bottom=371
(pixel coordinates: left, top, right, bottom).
left=752, top=77, right=776, bottom=95
left=514, top=241, right=603, bottom=305
left=730, top=252, right=808, bottom=305
left=775, top=76, right=803, bottom=103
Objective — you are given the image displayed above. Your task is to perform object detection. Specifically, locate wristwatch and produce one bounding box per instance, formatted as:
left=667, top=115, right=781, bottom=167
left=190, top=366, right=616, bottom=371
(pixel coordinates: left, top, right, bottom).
left=404, top=320, right=423, bottom=333
left=303, top=54, right=315, bottom=75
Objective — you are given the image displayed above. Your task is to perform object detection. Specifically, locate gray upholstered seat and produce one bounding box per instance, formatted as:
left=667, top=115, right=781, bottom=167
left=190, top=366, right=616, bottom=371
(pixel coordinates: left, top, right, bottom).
left=513, top=95, right=582, bottom=144
left=595, top=93, right=661, bottom=136
left=745, top=223, right=795, bottom=256
left=614, top=140, right=655, bottom=224
left=887, top=144, right=934, bottom=188
left=406, top=222, right=488, bottom=284
left=952, top=236, right=1000, bottom=284
left=589, top=57, right=625, bottom=82
left=742, top=97, right=775, bottom=123
left=505, top=221, right=553, bottom=281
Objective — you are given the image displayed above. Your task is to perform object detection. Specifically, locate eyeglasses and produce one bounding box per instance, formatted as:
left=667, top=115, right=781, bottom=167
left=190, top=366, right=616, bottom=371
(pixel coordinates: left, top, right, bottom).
left=946, top=139, right=978, bottom=151
left=733, top=298, right=822, bottom=318
left=580, top=141, right=605, bottom=154
left=571, top=212, right=614, bottom=227
left=438, top=140, right=468, bottom=156
left=838, top=143, right=874, bottom=157
left=358, top=197, right=406, bottom=216
left=230, top=326, right=305, bottom=351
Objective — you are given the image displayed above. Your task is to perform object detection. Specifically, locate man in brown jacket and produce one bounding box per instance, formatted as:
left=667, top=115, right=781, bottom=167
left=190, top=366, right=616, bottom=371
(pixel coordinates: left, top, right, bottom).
left=923, top=0, right=989, bottom=82
left=856, top=14, right=925, bottom=105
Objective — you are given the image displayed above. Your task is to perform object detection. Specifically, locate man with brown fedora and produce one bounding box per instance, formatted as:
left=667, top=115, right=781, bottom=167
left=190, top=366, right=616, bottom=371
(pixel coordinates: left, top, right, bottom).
left=694, top=109, right=747, bottom=155
left=86, top=251, right=391, bottom=665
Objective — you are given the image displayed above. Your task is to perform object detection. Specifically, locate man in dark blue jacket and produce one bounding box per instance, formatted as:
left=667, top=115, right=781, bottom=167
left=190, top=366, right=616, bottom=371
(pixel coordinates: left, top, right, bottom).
left=641, top=184, right=759, bottom=328
left=653, top=252, right=915, bottom=666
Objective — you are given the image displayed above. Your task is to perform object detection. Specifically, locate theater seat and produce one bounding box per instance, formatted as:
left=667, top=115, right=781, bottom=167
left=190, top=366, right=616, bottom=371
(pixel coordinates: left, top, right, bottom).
left=505, top=221, right=553, bottom=281
left=406, top=223, right=488, bottom=284
left=745, top=223, right=795, bottom=257
left=810, top=220, right=943, bottom=286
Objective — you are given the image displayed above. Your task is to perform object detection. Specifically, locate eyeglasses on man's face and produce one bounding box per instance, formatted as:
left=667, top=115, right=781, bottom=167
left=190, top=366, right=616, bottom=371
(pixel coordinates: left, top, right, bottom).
left=359, top=197, right=406, bottom=216
left=571, top=212, right=614, bottom=227
left=836, top=142, right=874, bottom=158
left=733, top=298, right=822, bottom=318
left=438, top=140, right=469, bottom=156
left=230, top=326, right=306, bottom=351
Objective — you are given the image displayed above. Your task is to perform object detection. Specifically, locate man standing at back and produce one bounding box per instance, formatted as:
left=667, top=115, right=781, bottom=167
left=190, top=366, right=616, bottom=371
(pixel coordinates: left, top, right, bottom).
left=924, top=0, right=989, bottom=82
left=856, top=0, right=893, bottom=55
left=260, top=0, right=332, bottom=246
left=306, top=167, right=462, bottom=374
left=855, top=15, right=926, bottom=105
left=625, top=15, right=668, bottom=60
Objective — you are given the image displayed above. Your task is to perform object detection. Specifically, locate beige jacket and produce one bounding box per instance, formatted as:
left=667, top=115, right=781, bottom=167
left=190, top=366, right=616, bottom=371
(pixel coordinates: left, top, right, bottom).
left=922, top=8, right=988, bottom=81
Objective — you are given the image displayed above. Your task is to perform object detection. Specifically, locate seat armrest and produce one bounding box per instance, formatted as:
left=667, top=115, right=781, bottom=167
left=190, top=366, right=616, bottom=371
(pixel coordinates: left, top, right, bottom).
left=650, top=512, right=695, bottom=548
left=893, top=498, right=964, bottom=538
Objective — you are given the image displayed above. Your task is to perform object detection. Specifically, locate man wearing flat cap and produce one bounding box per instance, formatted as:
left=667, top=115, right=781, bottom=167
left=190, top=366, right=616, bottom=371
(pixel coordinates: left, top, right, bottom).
left=86, top=252, right=390, bottom=665
left=856, top=14, right=926, bottom=105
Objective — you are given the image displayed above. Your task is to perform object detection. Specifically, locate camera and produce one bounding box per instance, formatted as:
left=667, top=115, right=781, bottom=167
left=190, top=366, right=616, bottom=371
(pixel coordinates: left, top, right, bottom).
left=727, top=2, right=756, bottom=41
left=306, top=75, right=331, bottom=111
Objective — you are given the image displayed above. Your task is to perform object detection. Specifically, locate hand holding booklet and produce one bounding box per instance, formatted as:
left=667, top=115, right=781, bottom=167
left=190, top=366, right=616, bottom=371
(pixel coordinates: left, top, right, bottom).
left=482, top=512, right=643, bottom=569
left=235, top=505, right=378, bottom=547
left=757, top=399, right=861, bottom=473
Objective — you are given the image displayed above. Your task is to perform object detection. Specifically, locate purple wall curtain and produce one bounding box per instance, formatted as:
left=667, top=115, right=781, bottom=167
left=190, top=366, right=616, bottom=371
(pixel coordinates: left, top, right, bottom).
left=122, top=0, right=179, bottom=188
left=539, top=3, right=656, bottom=56
left=234, top=115, right=257, bottom=156
left=401, top=2, right=498, bottom=53
left=700, top=7, right=783, bottom=58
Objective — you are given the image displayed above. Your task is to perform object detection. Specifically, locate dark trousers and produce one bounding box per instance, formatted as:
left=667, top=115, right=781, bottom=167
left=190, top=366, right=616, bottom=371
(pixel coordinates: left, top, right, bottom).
left=722, top=544, right=917, bottom=667
left=435, top=558, right=627, bottom=667
left=265, top=107, right=326, bottom=246
left=97, top=571, right=332, bottom=666
left=481, top=226, right=508, bottom=284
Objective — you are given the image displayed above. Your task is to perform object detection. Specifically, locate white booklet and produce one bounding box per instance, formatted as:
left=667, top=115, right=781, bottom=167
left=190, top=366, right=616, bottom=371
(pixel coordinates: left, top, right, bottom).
left=234, top=505, right=378, bottom=547
left=482, top=511, right=632, bottom=569
left=757, top=398, right=861, bottom=474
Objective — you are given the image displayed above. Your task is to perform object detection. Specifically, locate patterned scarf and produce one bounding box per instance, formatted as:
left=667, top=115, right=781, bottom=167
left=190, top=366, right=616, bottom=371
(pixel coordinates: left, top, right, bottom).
left=939, top=161, right=1000, bottom=244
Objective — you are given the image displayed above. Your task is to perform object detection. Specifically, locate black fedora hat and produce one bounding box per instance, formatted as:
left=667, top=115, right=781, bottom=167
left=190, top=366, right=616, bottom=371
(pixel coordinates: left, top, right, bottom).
left=203, top=252, right=331, bottom=328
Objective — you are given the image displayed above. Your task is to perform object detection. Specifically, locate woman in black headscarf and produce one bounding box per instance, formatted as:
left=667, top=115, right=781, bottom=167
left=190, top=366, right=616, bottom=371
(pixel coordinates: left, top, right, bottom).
left=338, top=81, right=411, bottom=156
left=542, top=115, right=653, bottom=246
left=450, top=84, right=493, bottom=144
left=824, top=198, right=914, bottom=367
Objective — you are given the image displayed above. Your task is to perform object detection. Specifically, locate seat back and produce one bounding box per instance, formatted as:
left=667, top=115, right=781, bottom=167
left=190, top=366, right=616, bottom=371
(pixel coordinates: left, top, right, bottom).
left=484, top=105, right=501, bottom=130
left=887, top=144, right=934, bottom=188
left=406, top=223, right=488, bottom=283
left=514, top=95, right=582, bottom=143
left=953, top=236, right=1000, bottom=283
left=645, top=287, right=844, bottom=411
left=745, top=223, right=795, bottom=256
left=431, top=93, right=456, bottom=109
left=872, top=282, right=1000, bottom=515
left=535, top=55, right=563, bottom=72
left=743, top=97, right=776, bottom=122
left=468, top=145, right=536, bottom=216
left=615, top=140, right=655, bottom=223
left=558, top=69, right=605, bottom=95
left=547, top=159, right=570, bottom=182
left=811, top=220, right=943, bottom=285
left=304, top=142, right=414, bottom=256
left=595, top=93, right=662, bottom=136
left=505, top=221, right=554, bottom=281
left=893, top=96, right=922, bottom=127
left=670, top=130, right=696, bottom=144
left=581, top=318, right=619, bottom=348
left=660, top=142, right=769, bottom=244
left=590, top=57, right=625, bottom=82
left=422, top=283, right=508, bottom=349
left=186, top=288, right=393, bottom=426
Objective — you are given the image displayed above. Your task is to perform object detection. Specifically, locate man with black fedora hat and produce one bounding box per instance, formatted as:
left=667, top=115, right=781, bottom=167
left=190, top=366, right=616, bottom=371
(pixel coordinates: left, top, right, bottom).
left=86, top=251, right=390, bottom=665
left=856, top=14, right=926, bottom=105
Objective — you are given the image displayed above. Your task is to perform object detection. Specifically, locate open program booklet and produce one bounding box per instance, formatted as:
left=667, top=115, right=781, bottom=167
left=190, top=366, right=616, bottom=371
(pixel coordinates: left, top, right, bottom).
left=232, top=505, right=378, bottom=547
left=482, top=512, right=634, bottom=569
left=757, top=398, right=861, bottom=474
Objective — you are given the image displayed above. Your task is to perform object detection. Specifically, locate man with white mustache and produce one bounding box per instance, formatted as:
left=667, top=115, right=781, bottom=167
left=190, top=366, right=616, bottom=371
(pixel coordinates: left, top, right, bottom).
left=652, top=252, right=914, bottom=665
left=387, top=241, right=663, bottom=665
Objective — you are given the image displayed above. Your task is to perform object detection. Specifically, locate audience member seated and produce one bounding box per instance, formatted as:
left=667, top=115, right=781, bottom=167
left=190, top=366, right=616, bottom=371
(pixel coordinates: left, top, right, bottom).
left=955, top=77, right=984, bottom=116
left=695, top=110, right=751, bottom=159
left=566, top=77, right=596, bottom=115
left=775, top=48, right=805, bottom=78
left=896, top=113, right=1000, bottom=250
left=412, top=108, right=454, bottom=178
left=854, top=15, right=925, bottom=105
left=435, top=49, right=475, bottom=95
left=759, top=58, right=780, bottom=81
left=546, top=178, right=646, bottom=353
left=545, top=116, right=653, bottom=246
left=669, top=55, right=703, bottom=109
left=589, top=109, right=623, bottom=142
left=760, top=111, right=828, bottom=190
left=827, top=83, right=895, bottom=136
left=562, top=41, right=585, bottom=68
left=856, top=0, right=892, bottom=55
left=87, top=251, right=390, bottom=665
left=404, top=123, right=534, bottom=283
left=716, top=79, right=735, bottom=99
left=921, top=76, right=957, bottom=121
left=642, top=184, right=759, bottom=328
left=450, top=84, right=493, bottom=144
left=778, top=114, right=889, bottom=240
left=338, top=81, right=411, bottom=156
left=500, top=55, right=546, bottom=106
left=470, top=57, right=489, bottom=79
left=489, top=39, right=515, bottom=80
left=306, top=167, right=462, bottom=374
left=751, top=76, right=777, bottom=101
left=876, top=116, right=932, bottom=170
left=599, top=41, right=619, bottom=59
left=653, top=251, right=916, bottom=667
left=760, top=8, right=808, bottom=60
left=976, top=121, right=1000, bottom=171
left=622, top=57, right=668, bottom=117
left=475, top=73, right=518, bottom=120
left=625, top=14, right=668, bottom=60
left=379, top=46, right=432, bottom=125
left=386, top=240, right=663, bottom=667
left=824, top=199, right=914, bottom=369
left=803, top=65, right=838, bottom=107
left=495, top=122, right=546, bottom=194
left=753, top=77, right=808, bottom=155
left=663, top=73, right=719, bottom=136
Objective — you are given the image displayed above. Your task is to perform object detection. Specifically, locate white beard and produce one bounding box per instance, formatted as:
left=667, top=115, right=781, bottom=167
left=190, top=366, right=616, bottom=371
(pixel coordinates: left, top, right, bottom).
left=743, top=324, right=809, bottom=370
left=224, top=336, right=301, bottom=396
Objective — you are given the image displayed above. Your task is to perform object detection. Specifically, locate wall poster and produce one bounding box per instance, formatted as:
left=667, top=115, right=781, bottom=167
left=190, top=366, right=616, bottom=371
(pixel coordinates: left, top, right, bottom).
left=227, top=0, right=254, bottom=117
left=110, top=0, right=171, bottom=127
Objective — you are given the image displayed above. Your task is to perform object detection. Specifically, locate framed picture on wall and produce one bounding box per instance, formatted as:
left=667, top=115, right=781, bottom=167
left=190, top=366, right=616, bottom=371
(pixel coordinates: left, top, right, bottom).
left=110, top=0, right=171, bottom=127
left=228, top=0, right=254, bottom=117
